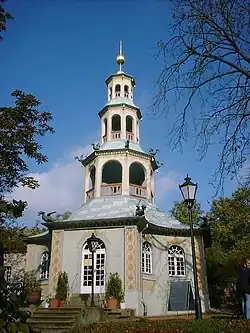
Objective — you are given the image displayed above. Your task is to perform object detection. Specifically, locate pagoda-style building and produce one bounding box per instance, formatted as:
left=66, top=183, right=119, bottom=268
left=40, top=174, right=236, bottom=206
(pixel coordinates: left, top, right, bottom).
left=24, top=42, right=209, bottom=316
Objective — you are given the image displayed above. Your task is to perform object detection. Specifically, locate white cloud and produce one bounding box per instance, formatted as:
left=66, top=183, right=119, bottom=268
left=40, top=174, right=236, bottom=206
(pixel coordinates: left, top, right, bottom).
left=9, top=145, right=92, bottom=223
left=155, top=170, right=182, bottom=202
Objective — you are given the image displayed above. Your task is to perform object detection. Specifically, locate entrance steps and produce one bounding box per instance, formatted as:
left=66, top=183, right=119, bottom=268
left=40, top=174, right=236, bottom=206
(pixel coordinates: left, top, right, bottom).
left=27, top=307, right=82, bottom=333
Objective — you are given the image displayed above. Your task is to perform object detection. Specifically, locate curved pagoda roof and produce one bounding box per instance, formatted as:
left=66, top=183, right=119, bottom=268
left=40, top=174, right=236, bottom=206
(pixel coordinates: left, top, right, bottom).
left=39, top=196, right=202, bottom=237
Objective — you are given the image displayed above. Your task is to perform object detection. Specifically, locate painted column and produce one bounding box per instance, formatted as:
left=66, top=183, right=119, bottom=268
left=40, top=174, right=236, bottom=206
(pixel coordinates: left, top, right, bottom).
left=107, top=114, right=112, bottom=142
left=49, top=230, right=63, bottom=293
left=95, top=158, right=102, bottom=197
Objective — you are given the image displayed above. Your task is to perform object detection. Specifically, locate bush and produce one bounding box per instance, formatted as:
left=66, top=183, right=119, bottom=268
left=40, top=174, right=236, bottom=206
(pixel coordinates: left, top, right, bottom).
left=56, top=271, right=68, bottom=300
left=105, top=273, right=124, bottom=303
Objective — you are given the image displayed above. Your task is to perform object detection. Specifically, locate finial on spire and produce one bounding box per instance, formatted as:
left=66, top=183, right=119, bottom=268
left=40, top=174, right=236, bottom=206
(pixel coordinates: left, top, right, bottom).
left=116, top=40, right=125, bottom=72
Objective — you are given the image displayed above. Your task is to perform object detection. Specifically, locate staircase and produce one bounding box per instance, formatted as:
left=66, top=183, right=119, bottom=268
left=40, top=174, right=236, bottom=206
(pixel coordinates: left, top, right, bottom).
left=27, top=307, right=82, bottom=333
left=27, top=294, right=136, bottom=332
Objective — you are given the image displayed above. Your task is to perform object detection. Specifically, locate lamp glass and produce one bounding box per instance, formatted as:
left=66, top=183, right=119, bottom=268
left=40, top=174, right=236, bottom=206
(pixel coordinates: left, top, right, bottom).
left=179, top=175, right=197, bottom=201
left=87, top=233, right=100, bottom=253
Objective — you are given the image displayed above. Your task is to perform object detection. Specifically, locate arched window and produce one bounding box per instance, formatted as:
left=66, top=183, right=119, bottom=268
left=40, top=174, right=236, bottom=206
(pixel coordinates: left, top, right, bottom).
left=81, top=239, right=106, bottom=294
left=168, top=245, right=185, bottom=276
left=126, top=116, right=133, bottom=133
left=109, top=87, right=112, bottom=100
left=101, top=160, right=122, bottom=195
left=142, top=242, right=152, bottom=274
left=115, top=84, right=121, bottom=97
left=40, top=251, right=50, bottom=280
left=112, top=114, right=121, bottom=132
left=129, top=162, right=146, bottom=198
left=124, top=85, right=129, bottom=97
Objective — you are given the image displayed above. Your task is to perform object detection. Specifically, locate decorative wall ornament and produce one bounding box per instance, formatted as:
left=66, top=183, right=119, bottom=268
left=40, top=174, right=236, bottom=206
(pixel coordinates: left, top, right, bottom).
left=125, top=228, right=138, bottom=290
left=49, top=231, right=62, bottom=293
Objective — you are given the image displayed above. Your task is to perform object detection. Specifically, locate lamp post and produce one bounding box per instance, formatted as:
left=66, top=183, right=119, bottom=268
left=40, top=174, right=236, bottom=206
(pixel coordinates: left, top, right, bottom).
left=86, top=233, right=101, bottom=307
left=179, top=175, right=202, bottom=320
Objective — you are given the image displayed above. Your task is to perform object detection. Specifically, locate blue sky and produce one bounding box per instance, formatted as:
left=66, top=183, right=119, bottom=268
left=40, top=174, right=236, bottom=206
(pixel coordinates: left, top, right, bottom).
left=2, top=0, right=239, bottom=225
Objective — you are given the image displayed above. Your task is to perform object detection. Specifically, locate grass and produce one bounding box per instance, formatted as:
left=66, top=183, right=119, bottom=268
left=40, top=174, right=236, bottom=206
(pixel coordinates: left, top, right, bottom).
left=77, top=318, right=250, bottom=333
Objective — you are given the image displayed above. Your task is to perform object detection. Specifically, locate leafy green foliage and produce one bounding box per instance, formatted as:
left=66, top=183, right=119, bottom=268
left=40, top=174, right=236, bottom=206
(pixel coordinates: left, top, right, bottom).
left=0, top=90, right=54, bottom=223
left=0, top=267, right=30, bottom=331
left=105, top=272, right=124, bottom=303
left=0, top=0, right=13, bottom=40
left=206, top=187, right=250, bottom=285
left=56, top=271, right=69, bottom=300
left=170, top=201, right=203, bottom=225
left=23, top=271, right=42, bottom=294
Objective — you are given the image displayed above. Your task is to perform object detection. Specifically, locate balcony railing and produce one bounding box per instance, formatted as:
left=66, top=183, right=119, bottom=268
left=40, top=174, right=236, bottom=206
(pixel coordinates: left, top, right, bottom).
left=111, top=131, right=121, bottom=140
left=126, top=131, right=134, bottom=141
left=86, top=188, right=95, bottom=201
left=129, top=184, right=147, bottom=198
left=101, top=183, right=122, bottom=196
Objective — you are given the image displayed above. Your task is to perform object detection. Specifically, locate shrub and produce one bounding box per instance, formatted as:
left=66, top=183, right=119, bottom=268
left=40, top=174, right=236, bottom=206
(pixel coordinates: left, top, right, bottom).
left=105, top=272, right=124, bottom=303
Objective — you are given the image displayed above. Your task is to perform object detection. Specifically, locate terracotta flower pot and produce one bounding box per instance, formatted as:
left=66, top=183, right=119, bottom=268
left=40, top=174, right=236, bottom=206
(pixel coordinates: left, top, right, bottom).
left=28, top=291, right=41, bottom=305
left=59, top=300, right=65, bottom=307
left=224, top=288, right=230, bottom=297
left=107, top=297, right=118, bottom=309
left=50, top=298, right=60, bottom=308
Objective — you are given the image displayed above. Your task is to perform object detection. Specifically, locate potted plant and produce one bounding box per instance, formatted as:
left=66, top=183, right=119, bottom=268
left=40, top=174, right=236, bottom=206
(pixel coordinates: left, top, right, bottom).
left=24, top=271, right=42, bottom=305
left=56, top=271, right=69, bottom=307
left=44, top=293, right=53, bottom=308
left=119, top=291, right=126, bottom=309
left=105, top=272, right=124, bottom=309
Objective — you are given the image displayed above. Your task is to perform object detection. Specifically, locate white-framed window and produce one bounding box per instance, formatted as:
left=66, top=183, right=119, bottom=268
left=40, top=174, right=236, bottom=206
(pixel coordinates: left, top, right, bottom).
left=142, top=242, right=152, bottom=274
left=4, top=266, right=12, bottom=282
left=168, top=245, right=185, bottom=276
left=81, top=240, right=106, bottom=294
left=40, top=251, right=50, bottom=280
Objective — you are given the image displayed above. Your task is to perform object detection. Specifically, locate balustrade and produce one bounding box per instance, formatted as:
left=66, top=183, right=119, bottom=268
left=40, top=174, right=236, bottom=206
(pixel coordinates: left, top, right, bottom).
left=129, top=184, right=147, bottom=198
left=126, top=131, right=134, bottom=141
left=111, top=131, right=121, bottom=140
left=101, top=183, right=122, bottom=196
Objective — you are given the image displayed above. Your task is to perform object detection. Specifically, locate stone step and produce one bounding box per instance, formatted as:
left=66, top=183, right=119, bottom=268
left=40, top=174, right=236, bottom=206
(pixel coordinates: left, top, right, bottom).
left=30, top=314, right=76, bottom=320
left=37, top=307, right=82, bottom=313
left=27, top=307, right=82, bottom=332
left=28, top=319, right=75, bottom=326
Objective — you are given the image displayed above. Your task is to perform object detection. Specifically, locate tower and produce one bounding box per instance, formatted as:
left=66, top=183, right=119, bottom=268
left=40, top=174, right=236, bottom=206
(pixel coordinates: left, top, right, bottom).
left=81, top=42, right=158, bottom=203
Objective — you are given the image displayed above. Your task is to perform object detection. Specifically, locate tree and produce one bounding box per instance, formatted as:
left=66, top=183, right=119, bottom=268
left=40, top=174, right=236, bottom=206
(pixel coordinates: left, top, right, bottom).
left=0, top=0, right=13, bottom=40
left=0, top=90, right=54, bottom=223
left=153, top=0, right=250, bottom=192
left=170, top=200, right=203, bottom=225
left=205, top=187, right=250, bottom=286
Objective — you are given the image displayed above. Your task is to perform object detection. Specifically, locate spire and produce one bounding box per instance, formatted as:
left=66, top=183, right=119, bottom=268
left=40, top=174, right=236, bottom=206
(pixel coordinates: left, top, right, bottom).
left=116, top=40, right=125, bottom=73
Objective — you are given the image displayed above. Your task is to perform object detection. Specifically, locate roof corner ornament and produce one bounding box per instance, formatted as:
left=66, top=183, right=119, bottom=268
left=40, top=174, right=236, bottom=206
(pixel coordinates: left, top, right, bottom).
left=38, top=211, right=62, bottom=223
left=148, top=148, right=159, bottom=157
left=92, top=143, right=100, bottom=151
left=124, top=140, right=130, bottom=149
left=135, top=201, right=146, bottom=216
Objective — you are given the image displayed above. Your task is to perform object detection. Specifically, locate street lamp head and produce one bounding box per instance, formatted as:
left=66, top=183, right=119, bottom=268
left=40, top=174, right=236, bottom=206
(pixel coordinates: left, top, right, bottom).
left=86, top=233, right=101, bottom=253
left=179, top=175, right=198, bottom=208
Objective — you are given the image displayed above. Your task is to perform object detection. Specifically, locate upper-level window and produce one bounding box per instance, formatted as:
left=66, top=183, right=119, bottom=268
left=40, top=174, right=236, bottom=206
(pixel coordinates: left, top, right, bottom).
left=168, top=245, right=185, bottom=276
left=4, top=266, right=12, bottom=282
left=115, top=84, right=121, bottom=97
left=124, top=85, right=129, bottom=97
left=142, top=242, right=152, bottom=274
left=40, top=251, right=50, bottom=280
left=111, top=114, right=121, bottom=132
